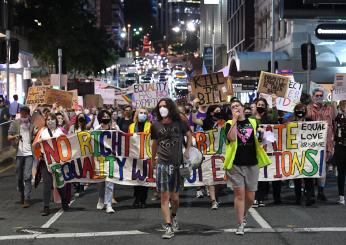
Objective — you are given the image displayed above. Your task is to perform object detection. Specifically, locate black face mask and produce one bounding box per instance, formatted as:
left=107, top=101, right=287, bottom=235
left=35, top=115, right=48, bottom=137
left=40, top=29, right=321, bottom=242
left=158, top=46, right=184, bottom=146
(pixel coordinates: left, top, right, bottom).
left=256, top=107, right=266, bottom=114
left=245, top=113, right=252, bottom=119
left=294, top=110, right=306, bottom=118
left=185, top=107, right=191, bottom=114
left=213, top=112, right=223, bottom=120
left=78, top=117, right=86, bottom=123
left=101, top=118, right=111, bottom=124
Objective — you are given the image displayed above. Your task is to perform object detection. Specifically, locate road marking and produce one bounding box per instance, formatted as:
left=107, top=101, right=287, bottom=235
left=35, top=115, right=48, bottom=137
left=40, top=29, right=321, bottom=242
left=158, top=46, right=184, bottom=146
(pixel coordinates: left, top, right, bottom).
left=0, top=230, right=147, bottom=241
left=248, top=207, right=272, bottom=229
left=1, top=227, right=346, bottom=240
left=0, top=163, right=15, bottom=173
left=41, top=200, right=75, bottom=229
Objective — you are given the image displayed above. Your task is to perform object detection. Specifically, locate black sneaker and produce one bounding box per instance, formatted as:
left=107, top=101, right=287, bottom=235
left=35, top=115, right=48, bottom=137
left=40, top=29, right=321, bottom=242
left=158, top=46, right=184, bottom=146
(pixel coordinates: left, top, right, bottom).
left=41, top=207, right=50, bottom=216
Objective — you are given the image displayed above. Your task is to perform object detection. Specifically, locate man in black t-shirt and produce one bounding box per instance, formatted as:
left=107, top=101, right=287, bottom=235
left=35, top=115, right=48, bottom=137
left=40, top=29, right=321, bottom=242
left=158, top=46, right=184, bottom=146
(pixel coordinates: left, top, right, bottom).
left=118, top=105, right=133, bottom=132
left=151, top=98, right=192, bottom=239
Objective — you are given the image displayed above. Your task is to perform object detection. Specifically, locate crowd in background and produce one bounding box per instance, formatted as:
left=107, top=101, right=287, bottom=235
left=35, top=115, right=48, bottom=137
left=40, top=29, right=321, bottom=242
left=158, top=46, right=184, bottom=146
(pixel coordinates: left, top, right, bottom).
left=1, top=88, right=346, bottom=218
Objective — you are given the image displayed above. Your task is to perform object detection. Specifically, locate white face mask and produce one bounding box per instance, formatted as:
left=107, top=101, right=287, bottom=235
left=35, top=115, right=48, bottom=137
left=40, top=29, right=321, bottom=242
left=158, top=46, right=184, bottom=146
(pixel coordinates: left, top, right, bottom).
left=47, top=120, right=57, bottom=130
left=159, top=107, right=169, bottom=118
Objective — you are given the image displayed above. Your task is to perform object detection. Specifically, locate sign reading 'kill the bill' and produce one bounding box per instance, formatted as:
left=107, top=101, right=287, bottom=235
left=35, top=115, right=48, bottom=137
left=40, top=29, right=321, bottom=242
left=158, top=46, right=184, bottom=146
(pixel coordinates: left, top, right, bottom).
left=189, top=72, right=232, bottom=106
left=257, top=71, right=289, bottom=97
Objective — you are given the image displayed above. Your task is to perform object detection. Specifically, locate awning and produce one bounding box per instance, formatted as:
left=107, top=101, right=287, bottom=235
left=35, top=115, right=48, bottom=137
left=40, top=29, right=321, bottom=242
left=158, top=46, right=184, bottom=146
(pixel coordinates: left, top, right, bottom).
left=226, top=49, right=301, bottom=77
left=0, top=51, right=38, bottom=71
left=225, top=49, right=345, bottom=83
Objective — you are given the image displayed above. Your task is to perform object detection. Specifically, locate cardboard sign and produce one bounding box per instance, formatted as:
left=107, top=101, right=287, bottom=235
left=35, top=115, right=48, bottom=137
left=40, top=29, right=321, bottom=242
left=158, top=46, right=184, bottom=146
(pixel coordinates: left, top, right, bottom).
left=84, top=94, right=103, bottom=108
left=258, top=71, right=289, bottom=97
left=26, top=87, right=73, bottom=108
left=189, top=72, right=232, bottom=106
left=45, top=89, right=73, bottom=108
left=26, top=87, right=47, bottom=105
left=333, top=74, right=346, bottom=100
left=132, top=82, right=169, bottom=108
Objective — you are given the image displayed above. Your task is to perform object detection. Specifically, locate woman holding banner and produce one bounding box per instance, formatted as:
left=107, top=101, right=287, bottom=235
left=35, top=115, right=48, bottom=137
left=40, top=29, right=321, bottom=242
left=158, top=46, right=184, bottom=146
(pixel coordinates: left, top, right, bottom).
left=94, top=110, right=117, bottom=213
left=224, top=99, right=271, bottom=235
left=129, top=108, right=151, bottom=208
left=286, top=103, right=316, bottom=206
left=252, top=96, right=281, bottom=207
left=192, top=104, right=224, bottom=210
left=33, top=113, right=69, bottom=216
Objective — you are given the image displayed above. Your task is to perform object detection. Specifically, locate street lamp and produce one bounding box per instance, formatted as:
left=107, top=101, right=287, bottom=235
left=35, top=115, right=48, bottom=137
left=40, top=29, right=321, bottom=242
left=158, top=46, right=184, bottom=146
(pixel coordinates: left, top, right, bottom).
left=172, top=26, right=180, bottom=33
left=127, top=24, right=131, bottom=50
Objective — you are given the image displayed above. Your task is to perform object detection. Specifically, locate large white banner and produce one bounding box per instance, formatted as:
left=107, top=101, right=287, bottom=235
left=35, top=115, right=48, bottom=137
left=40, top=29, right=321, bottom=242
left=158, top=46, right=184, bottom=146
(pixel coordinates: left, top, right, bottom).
left=38, top=122, right=327, bottom=188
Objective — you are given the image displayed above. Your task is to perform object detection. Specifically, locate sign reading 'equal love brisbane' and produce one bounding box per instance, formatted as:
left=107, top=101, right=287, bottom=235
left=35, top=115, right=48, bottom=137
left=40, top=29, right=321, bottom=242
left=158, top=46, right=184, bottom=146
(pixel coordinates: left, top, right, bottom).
left=38, top=121, right=327, bottom=188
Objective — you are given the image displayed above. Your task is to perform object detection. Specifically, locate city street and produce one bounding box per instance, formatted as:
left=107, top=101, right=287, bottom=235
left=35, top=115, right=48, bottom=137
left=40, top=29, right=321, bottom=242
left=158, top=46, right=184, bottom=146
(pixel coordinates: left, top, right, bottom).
left=1, top=161, right=346, bottom=245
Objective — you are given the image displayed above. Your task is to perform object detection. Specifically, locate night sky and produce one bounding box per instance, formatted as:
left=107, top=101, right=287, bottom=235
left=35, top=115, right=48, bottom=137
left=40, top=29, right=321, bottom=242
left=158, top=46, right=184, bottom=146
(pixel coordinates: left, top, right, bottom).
left=123, top=0, right=155, bottom=29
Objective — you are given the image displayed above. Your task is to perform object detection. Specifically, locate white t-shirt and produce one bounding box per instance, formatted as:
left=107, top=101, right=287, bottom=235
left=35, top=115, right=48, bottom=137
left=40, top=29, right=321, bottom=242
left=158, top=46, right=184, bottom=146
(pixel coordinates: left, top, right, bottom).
left=17, top=124, right=32, bottom=157
left=40, top=127, right=64, bottom=140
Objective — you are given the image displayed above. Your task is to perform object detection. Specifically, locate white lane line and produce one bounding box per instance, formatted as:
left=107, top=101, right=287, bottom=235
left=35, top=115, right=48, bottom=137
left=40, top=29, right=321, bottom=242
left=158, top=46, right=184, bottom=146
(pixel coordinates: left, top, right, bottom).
left=248, top=207, right=272, bottom=229
left=41, top=200, right=76, bottom=229
left=0, top=230, right=147, bottom=241
left=1, top=228, right=346, bottom=240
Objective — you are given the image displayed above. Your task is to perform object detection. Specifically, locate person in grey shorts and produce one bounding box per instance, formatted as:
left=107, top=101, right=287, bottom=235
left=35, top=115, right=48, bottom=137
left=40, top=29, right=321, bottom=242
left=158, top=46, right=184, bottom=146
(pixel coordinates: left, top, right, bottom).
left=224, top=99, right=271, bottom=235
left=151, top=98, right=192, bottom=239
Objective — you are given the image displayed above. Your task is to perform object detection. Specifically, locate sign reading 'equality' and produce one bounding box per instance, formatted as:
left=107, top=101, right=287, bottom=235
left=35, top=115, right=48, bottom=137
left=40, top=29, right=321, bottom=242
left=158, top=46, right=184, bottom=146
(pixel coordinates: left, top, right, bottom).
left=132, top=82, right=169, bottom=108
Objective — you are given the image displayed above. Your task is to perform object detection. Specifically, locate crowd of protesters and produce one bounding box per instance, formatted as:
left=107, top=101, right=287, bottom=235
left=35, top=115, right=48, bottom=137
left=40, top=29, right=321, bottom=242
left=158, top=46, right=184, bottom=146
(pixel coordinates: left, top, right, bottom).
left=1, top=87, right=346, bottom=238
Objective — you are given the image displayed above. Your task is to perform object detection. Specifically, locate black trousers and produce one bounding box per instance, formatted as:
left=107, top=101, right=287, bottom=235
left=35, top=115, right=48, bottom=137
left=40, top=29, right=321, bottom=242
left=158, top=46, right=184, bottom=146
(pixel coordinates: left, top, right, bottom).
left=256, top=181, right=281, bottom=202
left=294, top=178, right=315, bottom=200
left=334, top=145, right=346, bottom=196
left=133, top=186, right=148, bottom=204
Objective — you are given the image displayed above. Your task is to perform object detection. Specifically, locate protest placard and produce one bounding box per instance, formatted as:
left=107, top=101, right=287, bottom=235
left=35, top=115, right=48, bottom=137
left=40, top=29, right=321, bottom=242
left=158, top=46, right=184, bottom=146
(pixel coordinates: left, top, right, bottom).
left=132, top=82, right=169, bottom=108
left=84, top=94, right=103, bottom=108
left=258, top=71, right=289, bottom=97
left=26, top=87, right=73, bottom=108
left=38, top=121, right=326, bottom=188
left=26, top=86, right=47, bottom=105
left=94, top=81, right=116, bottom=105
left=333, top=73, right=346, bottom=100
left=189, top=72, right=232, bottom=106
left=45, top=88, right=73, bottom=108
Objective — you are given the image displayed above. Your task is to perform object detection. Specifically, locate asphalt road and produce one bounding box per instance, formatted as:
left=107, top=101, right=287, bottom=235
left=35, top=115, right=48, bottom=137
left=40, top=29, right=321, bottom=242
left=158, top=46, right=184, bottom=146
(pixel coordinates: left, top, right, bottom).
left=1, top=161, right=346, bottom=245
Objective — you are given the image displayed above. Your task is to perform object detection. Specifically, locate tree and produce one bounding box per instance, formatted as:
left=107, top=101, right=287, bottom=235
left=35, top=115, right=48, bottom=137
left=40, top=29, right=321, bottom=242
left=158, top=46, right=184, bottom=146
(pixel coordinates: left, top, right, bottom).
left=14, top=0, right=117, bottom=75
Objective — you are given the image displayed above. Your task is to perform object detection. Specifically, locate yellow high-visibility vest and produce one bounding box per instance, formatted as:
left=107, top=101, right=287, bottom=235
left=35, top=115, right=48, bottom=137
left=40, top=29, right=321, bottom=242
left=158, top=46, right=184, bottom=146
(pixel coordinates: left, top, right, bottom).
left=223, top=118, right=271, bottom=170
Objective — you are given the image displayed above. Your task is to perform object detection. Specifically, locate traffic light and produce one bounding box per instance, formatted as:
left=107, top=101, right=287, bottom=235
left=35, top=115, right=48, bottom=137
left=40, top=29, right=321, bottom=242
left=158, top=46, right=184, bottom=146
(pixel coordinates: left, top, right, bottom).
left=0, top=38, right=19, bottom=64
left=301, top=43, right=316, bottom=70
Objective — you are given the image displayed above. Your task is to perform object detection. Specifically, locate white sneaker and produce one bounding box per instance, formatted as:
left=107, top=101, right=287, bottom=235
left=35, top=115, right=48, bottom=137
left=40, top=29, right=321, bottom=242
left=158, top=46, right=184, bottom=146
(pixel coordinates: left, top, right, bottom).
left=252, top=200, right=259, bottom=208
left=172, top=216, right=179, bottom=231
left=235, top=223, right=245, bottom=235
left=289, top=180, right=295, bottom=189
left=337, top=196, right=345, bottom=205
left=106, top=205, right=115, bottom=213
left=96, top=200, right=104, bottom=210
left=74, top=192, right=80, bottom=198
left=162, top=224, right=174, bottom=239
left=196, top=190, right=204, bottom=198
left=211, top=201, right=219, bottom=210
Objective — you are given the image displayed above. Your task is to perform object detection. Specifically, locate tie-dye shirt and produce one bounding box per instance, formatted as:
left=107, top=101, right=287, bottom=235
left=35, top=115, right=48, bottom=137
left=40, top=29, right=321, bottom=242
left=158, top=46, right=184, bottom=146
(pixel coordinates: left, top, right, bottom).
left=225, top=118, right=258, bottom=166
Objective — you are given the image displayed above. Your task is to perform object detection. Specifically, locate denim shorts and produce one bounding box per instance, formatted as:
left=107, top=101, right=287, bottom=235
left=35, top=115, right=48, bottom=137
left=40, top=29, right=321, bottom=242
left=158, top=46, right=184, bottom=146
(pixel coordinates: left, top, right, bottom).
left=156, top=163, right=182, bottom=193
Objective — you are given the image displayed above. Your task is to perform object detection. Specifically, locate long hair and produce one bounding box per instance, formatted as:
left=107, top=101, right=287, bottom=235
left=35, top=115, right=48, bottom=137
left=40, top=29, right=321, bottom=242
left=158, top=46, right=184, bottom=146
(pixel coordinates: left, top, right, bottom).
left=45, top=112, right=58, bottom=128
left=75, top=113, right=87, bottom=131
left=205, top=105, right=220, bottom=120
left=154, top=98, right=181, bottom=122
left=133, top=108, right=149, bottom=123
